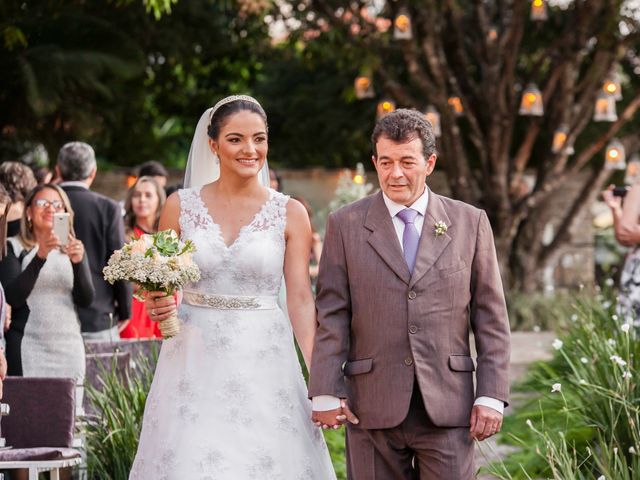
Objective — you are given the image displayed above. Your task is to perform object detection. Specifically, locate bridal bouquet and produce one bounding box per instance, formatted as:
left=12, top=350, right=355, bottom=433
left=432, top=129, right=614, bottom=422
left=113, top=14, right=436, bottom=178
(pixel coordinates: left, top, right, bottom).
left=103, top=229, right=201, bottom=338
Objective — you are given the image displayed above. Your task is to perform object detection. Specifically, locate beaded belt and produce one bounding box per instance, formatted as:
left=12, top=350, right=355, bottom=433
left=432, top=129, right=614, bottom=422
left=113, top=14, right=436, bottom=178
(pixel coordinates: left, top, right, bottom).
left=182, top=291, right=278, bottom=310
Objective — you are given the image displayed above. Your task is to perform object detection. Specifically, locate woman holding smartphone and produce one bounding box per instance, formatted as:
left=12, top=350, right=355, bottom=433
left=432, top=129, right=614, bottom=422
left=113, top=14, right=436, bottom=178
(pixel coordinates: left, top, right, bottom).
left=0, top=184, right=94, bottom=388
left=603, top=183, right=640, bottom=324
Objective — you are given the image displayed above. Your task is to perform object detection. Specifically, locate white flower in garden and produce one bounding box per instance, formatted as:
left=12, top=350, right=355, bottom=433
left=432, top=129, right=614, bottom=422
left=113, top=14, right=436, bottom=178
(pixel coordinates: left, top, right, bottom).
left=623, top=371, right=632, bottom=379
left=580, top=357, right=588, bottom=364
left=597, top=476, right=605, bottom=480
left=614, top=447, right=618, bottom=455
left=605, top=278, right=615, bottom=286
left=608, top=338, right=617, bottom=346
left=571, top=314, right=578, bottom=322
left=579, top=379, right=587, bottom=385
left=551, top=383, right=562, bottom=393
left=610, top=355, right=627, bottom=367
left=552, top=339, right=563, bottom=350
left=526, top=419, right=533, bottom=429
left=630, top=446, right=637, bottom=454
left=602, top=300, right=612, bottom=309
left=621, top=323, right=631, bottom=333
left=533, top=325, right=541, bottom=333
left=612, top=314, right=618, bottom=321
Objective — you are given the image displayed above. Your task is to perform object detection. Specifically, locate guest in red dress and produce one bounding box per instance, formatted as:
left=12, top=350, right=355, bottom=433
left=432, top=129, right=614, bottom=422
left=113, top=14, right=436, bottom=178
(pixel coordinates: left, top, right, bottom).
left=119, top=176, right=166, bottom=339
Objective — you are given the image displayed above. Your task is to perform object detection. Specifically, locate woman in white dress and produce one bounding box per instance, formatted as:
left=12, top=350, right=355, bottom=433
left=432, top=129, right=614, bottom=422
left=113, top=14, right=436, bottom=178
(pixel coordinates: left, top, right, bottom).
left=129, top=95, right=336, bottom=479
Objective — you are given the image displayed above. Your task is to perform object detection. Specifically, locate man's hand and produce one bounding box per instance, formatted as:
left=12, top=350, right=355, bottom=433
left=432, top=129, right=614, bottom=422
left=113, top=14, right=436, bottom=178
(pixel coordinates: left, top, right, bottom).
left=470, top=405, right=503, bottom=441
left=312, top=407, right=343, bottom=429
left=335, top=398, right=359, bottom=425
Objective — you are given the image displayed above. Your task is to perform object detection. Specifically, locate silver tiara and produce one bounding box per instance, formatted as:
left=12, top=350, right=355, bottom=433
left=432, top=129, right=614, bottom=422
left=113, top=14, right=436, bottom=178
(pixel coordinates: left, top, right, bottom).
left=210, top=95, right=262, bottom=118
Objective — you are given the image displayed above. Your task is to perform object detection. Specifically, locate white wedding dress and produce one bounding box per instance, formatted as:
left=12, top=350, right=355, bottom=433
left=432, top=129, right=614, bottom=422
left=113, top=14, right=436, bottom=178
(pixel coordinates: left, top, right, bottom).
left=129, top=187, right=336, bottom=480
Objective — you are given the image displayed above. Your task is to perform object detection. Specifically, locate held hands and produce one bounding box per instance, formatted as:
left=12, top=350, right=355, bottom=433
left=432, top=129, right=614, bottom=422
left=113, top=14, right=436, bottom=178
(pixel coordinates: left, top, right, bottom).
left=312, top=399, right=359, bottom=430
left=145, top=291, right=177, bottom=323
left=469, top=405, right=503, bottom=441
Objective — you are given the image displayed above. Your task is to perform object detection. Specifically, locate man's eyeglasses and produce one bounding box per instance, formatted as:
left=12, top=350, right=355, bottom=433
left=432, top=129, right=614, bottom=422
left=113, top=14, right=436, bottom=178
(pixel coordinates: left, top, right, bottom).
left=33, top=199, right=65, bottom=211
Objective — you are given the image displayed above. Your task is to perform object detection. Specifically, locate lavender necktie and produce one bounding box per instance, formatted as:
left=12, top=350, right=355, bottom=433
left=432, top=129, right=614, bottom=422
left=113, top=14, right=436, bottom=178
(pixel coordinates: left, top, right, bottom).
left=397, top=208, right=420, bottom=273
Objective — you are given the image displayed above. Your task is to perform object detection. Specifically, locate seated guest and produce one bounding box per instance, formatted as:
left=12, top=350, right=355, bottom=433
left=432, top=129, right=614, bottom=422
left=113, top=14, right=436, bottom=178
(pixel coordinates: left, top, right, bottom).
left=0, top=184, right=94, bottom=393
left=120, top=177, right=166, bottom=339
left=0, top=162, right=37, bottom=237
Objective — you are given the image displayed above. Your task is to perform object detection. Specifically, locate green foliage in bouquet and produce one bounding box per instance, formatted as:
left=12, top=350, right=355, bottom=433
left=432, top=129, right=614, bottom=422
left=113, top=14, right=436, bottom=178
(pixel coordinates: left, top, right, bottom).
left=85, top=354, right=156, bottom=480
left=147, top=229, right=195, bottom=258
left=482, top=292, right=640, bottom=479
left=103, top=228, right=200, bottom=299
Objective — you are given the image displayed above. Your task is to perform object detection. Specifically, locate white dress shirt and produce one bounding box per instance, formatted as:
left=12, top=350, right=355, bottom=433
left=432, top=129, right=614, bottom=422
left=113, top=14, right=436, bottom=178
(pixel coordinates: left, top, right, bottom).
left=313, top=186, right=504, bottom=415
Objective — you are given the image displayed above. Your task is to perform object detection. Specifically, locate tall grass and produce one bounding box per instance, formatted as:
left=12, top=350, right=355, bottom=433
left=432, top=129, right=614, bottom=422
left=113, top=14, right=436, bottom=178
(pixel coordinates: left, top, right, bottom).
left=85, top=355, right=155, bottom=480
left=482, top=293, right=640, bottom=479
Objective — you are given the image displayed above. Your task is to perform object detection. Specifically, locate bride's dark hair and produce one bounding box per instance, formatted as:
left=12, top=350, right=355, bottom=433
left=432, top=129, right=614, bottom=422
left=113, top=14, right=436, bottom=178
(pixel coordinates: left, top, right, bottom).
left=207, top=100, right=268, bottom=140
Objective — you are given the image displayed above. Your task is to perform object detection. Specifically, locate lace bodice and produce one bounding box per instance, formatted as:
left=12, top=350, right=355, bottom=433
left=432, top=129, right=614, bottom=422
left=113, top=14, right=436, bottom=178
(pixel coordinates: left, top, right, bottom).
left=178, top=187, right=288, bottom=297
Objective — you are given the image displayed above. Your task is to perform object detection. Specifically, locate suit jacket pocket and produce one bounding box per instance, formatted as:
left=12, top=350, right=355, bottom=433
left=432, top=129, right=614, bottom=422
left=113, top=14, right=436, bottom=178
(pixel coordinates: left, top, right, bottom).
left=448, top=355, right=475, bottom=372
left=438, top=261, right=467, bottom=277
left=343, top=358, right=373, bottom=376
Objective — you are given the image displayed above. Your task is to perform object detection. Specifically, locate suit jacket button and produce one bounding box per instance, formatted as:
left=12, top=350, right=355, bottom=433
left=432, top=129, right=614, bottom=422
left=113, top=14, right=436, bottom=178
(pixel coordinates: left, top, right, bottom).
left=408, top=290, right=417, bottom=300
left=409, top=325, right=418, bottom=334
left=404, top=357, right=413, bottom=366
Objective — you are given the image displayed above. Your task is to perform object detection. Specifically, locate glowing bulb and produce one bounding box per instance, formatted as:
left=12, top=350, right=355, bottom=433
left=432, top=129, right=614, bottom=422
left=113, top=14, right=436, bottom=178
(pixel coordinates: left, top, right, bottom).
left=353, top=174, right=364, bottom=185
left=395, top=14, right=410, bottom=32
left=447, top=96, right=463, bottom=114
left=355, top=77, right=370, bottom=90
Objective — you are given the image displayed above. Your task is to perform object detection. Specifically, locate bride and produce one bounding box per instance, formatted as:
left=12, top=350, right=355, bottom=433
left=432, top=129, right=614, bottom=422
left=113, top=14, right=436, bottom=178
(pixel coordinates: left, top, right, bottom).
left=129, top=95, right=336, bottom=479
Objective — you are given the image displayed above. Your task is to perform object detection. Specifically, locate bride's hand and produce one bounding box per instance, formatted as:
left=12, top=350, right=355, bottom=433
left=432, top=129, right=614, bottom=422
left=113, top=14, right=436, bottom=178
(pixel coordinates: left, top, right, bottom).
left=145, top=291, right=177, bottom=322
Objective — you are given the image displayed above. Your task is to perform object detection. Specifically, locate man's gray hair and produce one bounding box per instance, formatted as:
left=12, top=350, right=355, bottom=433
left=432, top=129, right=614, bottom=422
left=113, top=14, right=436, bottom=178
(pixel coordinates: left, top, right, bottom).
left=57, top=142, right=97, bottom=181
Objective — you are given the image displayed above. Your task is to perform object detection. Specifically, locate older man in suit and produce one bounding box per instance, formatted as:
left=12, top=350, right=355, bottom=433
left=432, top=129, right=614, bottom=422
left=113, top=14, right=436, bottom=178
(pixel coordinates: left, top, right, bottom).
left=309, top=109, right=510, bottom=479
left=57, top=142, right=131, bottom=340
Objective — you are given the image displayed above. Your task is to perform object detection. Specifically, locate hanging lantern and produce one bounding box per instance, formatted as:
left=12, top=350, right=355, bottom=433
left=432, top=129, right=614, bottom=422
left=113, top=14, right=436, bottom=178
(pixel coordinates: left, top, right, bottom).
left=551, top=125, right=570, bottom=154
left=518, top=83, right=544, bottom=116
left=605, top=139, right=626, bottom=170
left=530, top=0, right=548, bottom=21
left=602, top=69, right=622, bottom=101
left=354, top=75, right=374, bottom=99
left=593, top=92, right=618, bottom=122
left=376, top=99, right=396, bottom=119
left=447, top=96, right=464, bottom=116
left=393, top=9, right=412, bottom=40
left=625, top=154, right=640, bottom=185
left=487, top=26, right=498, bottom=42
left=424, top=106, right=442, bottom=137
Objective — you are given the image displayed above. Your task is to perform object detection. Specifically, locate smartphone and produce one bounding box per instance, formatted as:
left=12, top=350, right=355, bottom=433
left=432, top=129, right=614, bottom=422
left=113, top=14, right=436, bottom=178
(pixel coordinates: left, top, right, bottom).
left=612, top=186, right=629, bottom=198
left=53, top=212, right=71, bottom=246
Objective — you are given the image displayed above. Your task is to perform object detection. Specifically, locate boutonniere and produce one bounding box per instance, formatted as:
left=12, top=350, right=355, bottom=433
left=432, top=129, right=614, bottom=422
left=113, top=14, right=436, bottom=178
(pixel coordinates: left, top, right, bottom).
left=434, top=220, right=448, bottom=237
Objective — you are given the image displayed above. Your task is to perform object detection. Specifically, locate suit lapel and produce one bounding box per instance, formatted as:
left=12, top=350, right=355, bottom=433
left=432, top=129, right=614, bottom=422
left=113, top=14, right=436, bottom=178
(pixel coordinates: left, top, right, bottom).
left=365, top=192, right=411, bottom=285
left=410, top=190, right=452, bottom=287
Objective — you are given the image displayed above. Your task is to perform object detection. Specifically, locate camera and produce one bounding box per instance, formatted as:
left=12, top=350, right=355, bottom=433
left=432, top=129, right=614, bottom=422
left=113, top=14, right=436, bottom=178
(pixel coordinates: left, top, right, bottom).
left=612, top=186, right=629, bottom=198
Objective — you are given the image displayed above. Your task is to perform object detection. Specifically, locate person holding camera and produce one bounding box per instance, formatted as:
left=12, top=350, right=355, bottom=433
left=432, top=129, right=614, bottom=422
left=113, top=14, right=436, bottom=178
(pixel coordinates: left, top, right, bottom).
left=603, top=183, right=640, bottom=324
left=0, top=184, right=94, bottom=387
